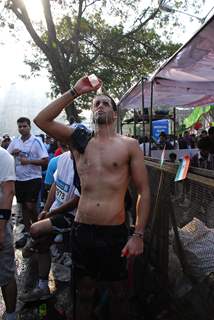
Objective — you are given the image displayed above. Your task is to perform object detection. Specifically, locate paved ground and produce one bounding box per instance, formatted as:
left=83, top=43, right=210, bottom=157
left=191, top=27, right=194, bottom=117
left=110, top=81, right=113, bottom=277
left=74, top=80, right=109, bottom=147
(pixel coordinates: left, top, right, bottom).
left=0, top=245, right=74, bottom=319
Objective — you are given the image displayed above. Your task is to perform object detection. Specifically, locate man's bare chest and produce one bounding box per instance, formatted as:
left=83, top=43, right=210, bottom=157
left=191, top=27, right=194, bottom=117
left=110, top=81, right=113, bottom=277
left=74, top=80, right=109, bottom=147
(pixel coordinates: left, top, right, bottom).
left=75, top=140, right=129, bottom=174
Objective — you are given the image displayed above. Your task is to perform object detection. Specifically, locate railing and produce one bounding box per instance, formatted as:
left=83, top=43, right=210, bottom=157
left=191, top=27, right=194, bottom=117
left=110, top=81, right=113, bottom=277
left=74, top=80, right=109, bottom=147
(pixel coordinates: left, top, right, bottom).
left=136, top=158, right=214, bottom=319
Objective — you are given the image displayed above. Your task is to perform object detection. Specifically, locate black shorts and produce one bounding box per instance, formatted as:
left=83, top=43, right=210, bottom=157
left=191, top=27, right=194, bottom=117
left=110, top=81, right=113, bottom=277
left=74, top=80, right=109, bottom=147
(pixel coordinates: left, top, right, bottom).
left=71, top=222, right=128, bottom=281
left=15, top=178, right=42, bottom=203
left=50, top=213, right=75, bottom=233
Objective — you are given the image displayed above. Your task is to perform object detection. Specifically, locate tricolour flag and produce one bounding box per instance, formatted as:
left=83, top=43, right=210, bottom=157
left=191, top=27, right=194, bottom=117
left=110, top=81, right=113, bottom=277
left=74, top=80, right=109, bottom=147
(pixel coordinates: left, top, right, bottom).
left=174, top=155, right=190, bottom=182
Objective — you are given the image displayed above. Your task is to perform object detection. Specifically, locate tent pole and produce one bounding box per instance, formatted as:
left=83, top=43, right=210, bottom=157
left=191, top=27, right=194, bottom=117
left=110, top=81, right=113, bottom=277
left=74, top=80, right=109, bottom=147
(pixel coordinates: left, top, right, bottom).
left=134, top=110, right=137, bottom=138
left=117, top=105, right=119, bottom=133
left=141, top=77, right=146, bottom=155
left=149, top=81, right=154, bottom=157
left=173, top=107, right=176, bottom=148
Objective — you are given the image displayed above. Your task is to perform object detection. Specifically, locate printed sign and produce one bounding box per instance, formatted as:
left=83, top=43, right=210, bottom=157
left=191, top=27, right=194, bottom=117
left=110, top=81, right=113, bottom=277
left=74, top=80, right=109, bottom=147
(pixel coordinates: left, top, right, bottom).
left=152, top=119, right=169, bottom=141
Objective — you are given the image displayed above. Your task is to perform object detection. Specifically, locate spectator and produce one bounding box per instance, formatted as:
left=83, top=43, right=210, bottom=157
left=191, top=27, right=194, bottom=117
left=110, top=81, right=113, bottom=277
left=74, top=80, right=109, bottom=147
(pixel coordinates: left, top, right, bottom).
left=0, top=146, right=17, bottom=320
left=200, top=129, right=208, bottom=138
left=191, top=136, right=214, bottom=170
left=169, top=152, right=177, bottom=163
left=54, top=141, right=63, bottom=157
left=178, top=133, right=188, bottom=149
left=44, top=144, right=69, bottom=190
left=183, top=131, right=194, bottom=149
left=1, top=135, right=11, bottom=150
left=208, top=126, right=214, bottom=154
left=7, top=117, right=49, bottom=247
left=20, top=150, right=79, bottom=301
left=158, top=131, right=173, bottom=150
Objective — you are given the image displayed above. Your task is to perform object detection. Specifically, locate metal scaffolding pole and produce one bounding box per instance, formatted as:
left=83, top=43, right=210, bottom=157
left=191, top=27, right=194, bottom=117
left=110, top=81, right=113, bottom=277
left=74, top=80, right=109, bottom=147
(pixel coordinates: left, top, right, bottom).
left=141, top=77, right=146, bottom=155
left=149, top=81, right=154, bottom=157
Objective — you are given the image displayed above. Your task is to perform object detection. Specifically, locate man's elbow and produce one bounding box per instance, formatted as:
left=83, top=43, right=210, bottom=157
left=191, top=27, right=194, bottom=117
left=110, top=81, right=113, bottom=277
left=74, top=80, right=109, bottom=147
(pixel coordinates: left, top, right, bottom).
left=33, top=114, right=42, bottom=129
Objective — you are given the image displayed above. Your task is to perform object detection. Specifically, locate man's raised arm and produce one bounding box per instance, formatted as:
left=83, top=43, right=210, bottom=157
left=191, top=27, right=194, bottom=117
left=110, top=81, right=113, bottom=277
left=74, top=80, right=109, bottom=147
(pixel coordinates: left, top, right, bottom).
left=34, top=76, right=101, bottom=143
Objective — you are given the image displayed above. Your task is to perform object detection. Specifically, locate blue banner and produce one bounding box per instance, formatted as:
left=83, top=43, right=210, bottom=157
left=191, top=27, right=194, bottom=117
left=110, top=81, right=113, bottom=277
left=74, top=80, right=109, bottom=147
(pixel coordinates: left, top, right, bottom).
left=152, top=119, right=169, bottom=141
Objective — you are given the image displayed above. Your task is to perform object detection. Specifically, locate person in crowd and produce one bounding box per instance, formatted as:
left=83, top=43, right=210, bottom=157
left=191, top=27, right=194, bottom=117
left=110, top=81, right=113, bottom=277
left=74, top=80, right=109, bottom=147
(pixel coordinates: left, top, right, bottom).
left=208, top=126, right=214, bottom=154
left=0, top=146, right=17, bottom=320
left=189, top=133, right=196, bottom=148
left=44, top=144, right=69, bottom=190
left=33, top=75, right=150, bottom=319
left=178, top=133, right=188, bottom=149
left=43, top=135, right=51, bottom=153
left=191, top=136, right=214, bottom=170
left=20, top=149, right=79, bottom=301
left=158, top=131, right=174, bottom=150
left=1, top=135, right=11, bottom=150
left=183, top=130, right=195, bottom=149
left=139, top=136, right=150, bottom=156
left=168, top=152, right=177, bottom=163
left=54, top=141, right=63, bottom=157
left=200, top=129, right=208, bottom=138
left=7, top=117, right=49, bottom=247
left=46, top=138, right=58, bottom=159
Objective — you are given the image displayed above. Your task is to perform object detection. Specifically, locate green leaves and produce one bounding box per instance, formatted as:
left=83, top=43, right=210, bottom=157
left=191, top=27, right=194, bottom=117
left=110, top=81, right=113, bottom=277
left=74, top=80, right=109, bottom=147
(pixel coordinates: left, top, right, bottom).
left=1, top=0, right=205, bottom=120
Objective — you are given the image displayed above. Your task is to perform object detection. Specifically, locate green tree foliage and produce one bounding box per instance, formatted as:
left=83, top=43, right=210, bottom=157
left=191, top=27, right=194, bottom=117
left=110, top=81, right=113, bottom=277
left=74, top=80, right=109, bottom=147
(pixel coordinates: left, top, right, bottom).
left=0, top=0, right=205, bottom=119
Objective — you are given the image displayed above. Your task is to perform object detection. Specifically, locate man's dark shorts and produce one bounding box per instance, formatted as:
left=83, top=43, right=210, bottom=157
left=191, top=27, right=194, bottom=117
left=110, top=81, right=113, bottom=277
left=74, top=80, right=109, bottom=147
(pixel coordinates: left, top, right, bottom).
left=71, top=222, right=128, bottom=281
left=50, top=213, right=75, bottom=233
left=15, top=178, right=42, bottom=203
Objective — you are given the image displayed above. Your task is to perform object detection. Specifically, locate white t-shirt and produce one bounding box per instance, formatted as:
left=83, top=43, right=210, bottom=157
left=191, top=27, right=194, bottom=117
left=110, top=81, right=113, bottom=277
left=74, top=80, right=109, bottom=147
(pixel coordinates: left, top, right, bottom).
left=0, top=147, right=16, bottom=247
left=50, top=151, right=80, bottom=216
left=0, top=147, right=16, bottom=183
left=7, top=135, right=48, bottom=181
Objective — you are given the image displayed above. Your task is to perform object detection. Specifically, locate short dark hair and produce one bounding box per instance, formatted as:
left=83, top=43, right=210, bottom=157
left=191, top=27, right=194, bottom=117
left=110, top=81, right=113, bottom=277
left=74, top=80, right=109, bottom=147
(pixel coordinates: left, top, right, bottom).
left=208, top=126, right=214, bottom=136
left=197, top=136, right=212, bottom=151
left=169, top=152, right=177, bottom=160
left=108, top=95, right=117, bottom=112
left=17, top=117, right=31, bottom=126
left=159, top=131, right=166, bottom=138
left=95, top=94, right=117, bottom=112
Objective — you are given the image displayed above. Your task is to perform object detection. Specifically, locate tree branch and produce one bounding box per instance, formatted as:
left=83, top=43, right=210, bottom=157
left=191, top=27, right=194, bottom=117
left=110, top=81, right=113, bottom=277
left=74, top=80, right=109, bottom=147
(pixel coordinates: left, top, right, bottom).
left=72, top=0, right=84, bottom=66
left=124, top=7, right=160, bottom=38
left=10, top=0, right=49, bottom=55
left=82, top=0, right=102, bottom=14
left=41, top=0, right=57, bottom=45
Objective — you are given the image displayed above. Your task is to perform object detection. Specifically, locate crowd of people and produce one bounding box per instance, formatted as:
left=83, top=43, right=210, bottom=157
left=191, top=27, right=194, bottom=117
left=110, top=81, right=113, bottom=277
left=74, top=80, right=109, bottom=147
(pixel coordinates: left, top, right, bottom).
left=0, top=75, right=150, bottom=320
left=138, top=127, right=214, bottom=170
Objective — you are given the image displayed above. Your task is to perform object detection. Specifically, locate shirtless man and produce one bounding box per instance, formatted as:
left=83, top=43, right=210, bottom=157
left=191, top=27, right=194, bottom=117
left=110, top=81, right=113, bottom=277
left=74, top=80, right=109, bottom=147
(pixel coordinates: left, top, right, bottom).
left=34, top=76, right=150, bottom=319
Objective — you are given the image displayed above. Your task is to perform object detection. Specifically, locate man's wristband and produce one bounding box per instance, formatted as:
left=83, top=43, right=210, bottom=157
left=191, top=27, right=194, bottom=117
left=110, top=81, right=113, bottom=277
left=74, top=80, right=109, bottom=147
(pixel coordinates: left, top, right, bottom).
left=132, top=231, right=144, bottom=240
left=0, top=209, right=11, bottom=221
left=70, top=87, right=79, bottom=98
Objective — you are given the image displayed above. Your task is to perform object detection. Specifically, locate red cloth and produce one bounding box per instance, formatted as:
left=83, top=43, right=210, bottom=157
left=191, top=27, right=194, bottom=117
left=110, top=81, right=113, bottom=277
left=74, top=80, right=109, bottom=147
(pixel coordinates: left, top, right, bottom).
left=54, top=147, right=62, bottom=157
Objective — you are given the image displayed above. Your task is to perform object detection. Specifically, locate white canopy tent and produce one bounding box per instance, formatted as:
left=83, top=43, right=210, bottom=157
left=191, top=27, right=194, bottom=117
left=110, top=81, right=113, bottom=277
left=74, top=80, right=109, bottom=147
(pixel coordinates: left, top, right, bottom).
left=118, top=14, right=214, bottom=110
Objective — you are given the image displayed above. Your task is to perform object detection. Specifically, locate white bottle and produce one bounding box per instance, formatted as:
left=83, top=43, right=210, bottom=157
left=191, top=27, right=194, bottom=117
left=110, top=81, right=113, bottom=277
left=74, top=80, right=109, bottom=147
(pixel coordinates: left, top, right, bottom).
left=88, top=74, right=99, bottom=87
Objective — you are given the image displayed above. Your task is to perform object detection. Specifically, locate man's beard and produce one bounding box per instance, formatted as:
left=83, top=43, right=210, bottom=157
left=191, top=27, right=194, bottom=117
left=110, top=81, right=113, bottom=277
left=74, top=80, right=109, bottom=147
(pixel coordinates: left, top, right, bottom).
left=93, top=113, right=112, bottom=125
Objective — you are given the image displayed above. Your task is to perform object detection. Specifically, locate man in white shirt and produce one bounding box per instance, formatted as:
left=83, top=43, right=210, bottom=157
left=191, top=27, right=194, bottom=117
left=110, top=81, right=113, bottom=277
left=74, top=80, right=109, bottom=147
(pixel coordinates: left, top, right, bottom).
left=20, top=150, right=79, bottom=301
left=0, top=147, right=17, bottom=320
left=7, top=117, right=48, bottom=242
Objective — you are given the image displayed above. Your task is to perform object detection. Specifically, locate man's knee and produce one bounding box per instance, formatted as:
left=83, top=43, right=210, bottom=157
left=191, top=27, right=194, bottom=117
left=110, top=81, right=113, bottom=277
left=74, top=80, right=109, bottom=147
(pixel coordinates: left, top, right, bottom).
left=30, top=219, right=52, bottom=238
left=30, top=223, right=40, bottom=238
